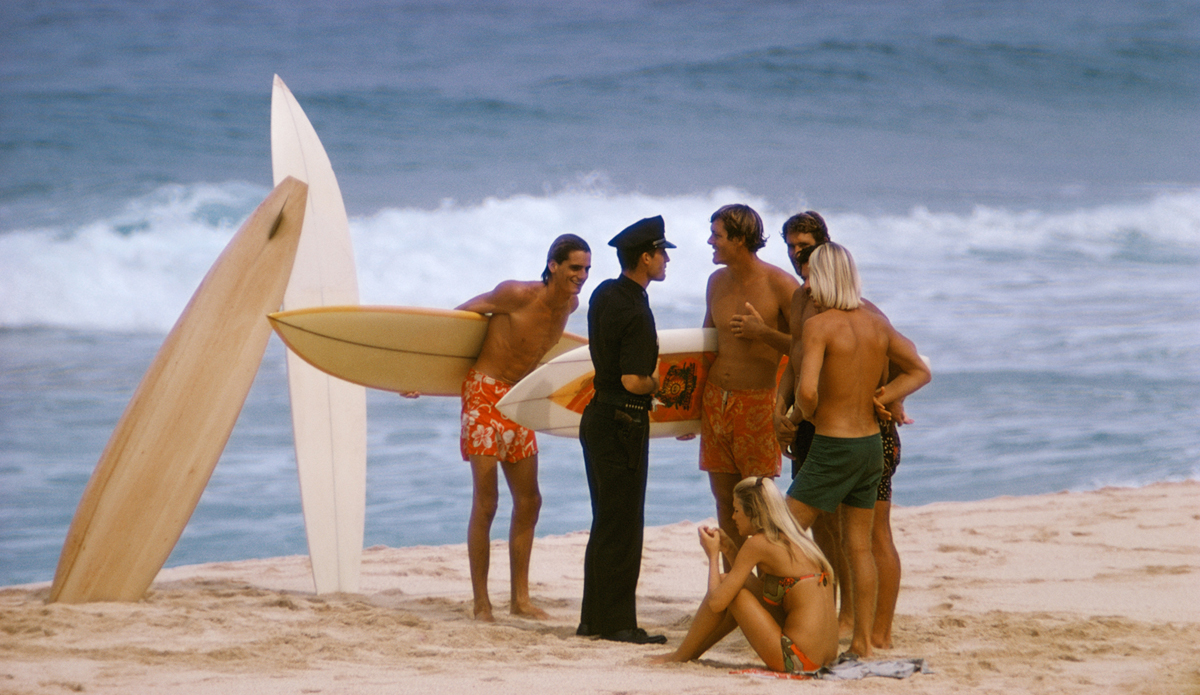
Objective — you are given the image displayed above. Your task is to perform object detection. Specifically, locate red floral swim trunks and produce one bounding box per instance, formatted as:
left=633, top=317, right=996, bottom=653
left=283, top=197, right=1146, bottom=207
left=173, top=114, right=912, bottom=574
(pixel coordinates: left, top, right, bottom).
left=460, top=369, right=538, bottom=463
left=699, top=381, right=781, bottom=477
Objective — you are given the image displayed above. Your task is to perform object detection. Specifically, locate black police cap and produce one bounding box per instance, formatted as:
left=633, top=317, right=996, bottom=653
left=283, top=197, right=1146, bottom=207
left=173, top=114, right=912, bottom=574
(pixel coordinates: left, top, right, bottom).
left=608, top=215, right=675, bottom=250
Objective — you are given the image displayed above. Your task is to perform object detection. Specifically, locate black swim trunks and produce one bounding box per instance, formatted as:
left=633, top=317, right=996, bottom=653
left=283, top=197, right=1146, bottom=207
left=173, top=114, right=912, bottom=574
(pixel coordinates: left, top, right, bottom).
left=788, top=420, right=816, bottom=481
left=878, top=420, right=901, bottom=503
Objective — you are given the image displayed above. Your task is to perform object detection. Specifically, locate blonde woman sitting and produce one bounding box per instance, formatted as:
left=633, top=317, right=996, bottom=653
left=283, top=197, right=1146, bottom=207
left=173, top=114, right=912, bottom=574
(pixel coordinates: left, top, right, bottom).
left=652, top=477, right=838, bottom=673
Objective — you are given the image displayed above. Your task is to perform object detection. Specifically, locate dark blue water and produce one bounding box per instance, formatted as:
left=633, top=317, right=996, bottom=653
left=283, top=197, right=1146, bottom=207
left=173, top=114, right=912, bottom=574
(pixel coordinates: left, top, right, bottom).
left=2, top=0, right=1198, bottom=586
left=4, top=0, right=1198, bottom=227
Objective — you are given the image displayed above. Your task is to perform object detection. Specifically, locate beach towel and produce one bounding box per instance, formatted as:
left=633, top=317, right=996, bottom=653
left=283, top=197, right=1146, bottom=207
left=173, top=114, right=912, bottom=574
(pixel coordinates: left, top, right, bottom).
left=732, top=657, right=931, bottom=681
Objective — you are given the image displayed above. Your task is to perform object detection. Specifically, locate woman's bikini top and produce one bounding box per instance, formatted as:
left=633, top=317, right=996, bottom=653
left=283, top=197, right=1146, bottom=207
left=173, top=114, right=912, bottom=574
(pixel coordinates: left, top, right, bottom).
left=760, top=570, right=830, bottom=606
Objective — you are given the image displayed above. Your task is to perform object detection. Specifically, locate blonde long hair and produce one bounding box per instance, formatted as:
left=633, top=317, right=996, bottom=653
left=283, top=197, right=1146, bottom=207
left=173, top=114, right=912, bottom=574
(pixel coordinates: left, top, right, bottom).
left=734, top=477, right=833, bottom=577
left=806, top=242, right=861, bottom=311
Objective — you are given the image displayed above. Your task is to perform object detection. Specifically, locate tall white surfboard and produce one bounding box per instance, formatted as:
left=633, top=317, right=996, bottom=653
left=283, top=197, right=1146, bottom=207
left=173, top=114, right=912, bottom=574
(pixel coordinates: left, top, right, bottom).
left=272, top=75, right=367, bottom=594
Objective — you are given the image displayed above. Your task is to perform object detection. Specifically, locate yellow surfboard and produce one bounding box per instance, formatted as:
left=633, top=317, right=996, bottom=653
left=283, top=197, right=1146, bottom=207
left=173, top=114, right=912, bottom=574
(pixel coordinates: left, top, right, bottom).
left=49, top=177, right=308, bottom=603
left=268, top=305, right=587, bottom=397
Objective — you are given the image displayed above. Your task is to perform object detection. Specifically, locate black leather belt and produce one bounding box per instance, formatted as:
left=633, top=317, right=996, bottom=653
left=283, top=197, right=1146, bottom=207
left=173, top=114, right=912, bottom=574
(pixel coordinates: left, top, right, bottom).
left=595, top=391, right=651, bottom=412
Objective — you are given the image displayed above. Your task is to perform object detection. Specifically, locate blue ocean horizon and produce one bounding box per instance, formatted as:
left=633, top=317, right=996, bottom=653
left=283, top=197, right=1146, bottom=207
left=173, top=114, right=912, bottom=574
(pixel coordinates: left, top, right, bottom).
left=2, top=0, right=1198, bottom=587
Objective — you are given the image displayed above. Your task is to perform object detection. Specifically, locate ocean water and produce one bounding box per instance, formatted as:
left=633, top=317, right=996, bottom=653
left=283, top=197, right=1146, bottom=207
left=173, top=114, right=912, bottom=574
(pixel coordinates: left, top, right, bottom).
left=2, top=0, right=1198, bottom=587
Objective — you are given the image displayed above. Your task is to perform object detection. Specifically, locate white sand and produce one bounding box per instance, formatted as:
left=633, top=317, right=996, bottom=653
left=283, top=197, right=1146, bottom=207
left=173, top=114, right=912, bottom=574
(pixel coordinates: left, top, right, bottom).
left=3, top=481, right=1199, bottom=694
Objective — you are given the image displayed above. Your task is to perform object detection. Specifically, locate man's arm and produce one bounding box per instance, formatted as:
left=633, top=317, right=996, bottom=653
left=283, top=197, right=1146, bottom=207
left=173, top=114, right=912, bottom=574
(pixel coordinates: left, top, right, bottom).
left=858, top=298, right=922, bottom=424
left=702, top=274, right=717, bottom=329
left=773, top=359, right=798, bottom=450
left=796, top=320, right=827, bottom=422
left=773, top=286, right=810, bottom=445
left=730, top=270, right=799, bottom=353
left=875, top=323, right=931, bottom=408
left=731, top=303, right=792, bottom=353
left=621, top=371, right=659, bottom=395
left=775, top=360, right=796, bottom=419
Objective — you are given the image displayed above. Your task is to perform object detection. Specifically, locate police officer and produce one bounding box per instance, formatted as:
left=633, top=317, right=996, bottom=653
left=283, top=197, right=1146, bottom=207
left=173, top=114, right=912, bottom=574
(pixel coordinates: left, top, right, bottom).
left=577, top=215, right=673, bottom=645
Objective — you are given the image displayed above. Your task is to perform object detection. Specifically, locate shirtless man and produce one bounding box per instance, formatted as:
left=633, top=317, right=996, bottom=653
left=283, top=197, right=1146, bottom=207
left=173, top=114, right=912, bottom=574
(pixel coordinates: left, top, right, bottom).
left=771, top=212, right=829, bottom=469
left=783, top=242, right=930, bottom=658
left=774, top=212, right=914, bottom=649
left=699, top=204, right=798, bottom=555
left=454, top=234, right=592, bottom=621
left=770, top=213, right=851, bottom=628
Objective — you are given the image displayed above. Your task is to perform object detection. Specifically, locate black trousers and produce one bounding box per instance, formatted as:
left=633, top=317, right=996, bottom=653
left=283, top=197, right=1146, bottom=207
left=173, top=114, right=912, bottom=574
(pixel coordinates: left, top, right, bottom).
left=578, top=400, right=649, bottom=635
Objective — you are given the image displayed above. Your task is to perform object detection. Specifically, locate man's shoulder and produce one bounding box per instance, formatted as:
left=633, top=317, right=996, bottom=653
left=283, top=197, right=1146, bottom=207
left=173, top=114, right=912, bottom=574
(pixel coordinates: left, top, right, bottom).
left=705, top=266, right=732, bottom=293
left=589, top=277, right=631, bottom=312
left=501, top=278, right=544, bottom=293
left=836, top=305, right=890, bottom=336
left=860, top=297, right=888, bottom=320
left=729, top=258, right=798, bottom=289
left=489, top=278, right=541, bottom=297
left=594, top=275, right=643, bottom=297
left=485, top=279, right=543, bottom=310
left=761, top=261, right=800, bottom=289
left=590, top=276, right=621, bottom=298
left=805, top=308, right=845, bottom=333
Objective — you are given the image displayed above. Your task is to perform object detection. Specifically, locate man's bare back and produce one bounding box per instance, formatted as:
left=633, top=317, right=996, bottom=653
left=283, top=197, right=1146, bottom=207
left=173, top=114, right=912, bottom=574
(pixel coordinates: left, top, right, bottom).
left=797, top=307, right=892, bottom=438
left=796, top=294, right=929, bottom=438
left=781, top=286, right=898, bottom=433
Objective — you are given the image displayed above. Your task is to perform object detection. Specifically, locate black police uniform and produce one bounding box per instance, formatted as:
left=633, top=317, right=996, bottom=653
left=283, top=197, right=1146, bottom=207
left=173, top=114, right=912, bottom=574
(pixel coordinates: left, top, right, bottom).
left=577, top=216, right=671, bottom=642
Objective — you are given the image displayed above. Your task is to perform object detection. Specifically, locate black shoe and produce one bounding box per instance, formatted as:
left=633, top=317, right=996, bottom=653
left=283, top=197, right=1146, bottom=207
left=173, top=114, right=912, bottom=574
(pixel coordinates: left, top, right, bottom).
left=600, top=628, right=667, bottom=645
left=576, top=623, right=596, bottom=637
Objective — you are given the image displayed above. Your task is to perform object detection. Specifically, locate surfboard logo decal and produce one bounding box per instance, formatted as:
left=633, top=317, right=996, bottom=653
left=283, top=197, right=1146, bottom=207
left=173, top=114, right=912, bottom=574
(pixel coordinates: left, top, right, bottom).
left=657, top=360, right=698, bottom=411
left=551, top=374, right=595, bottom=415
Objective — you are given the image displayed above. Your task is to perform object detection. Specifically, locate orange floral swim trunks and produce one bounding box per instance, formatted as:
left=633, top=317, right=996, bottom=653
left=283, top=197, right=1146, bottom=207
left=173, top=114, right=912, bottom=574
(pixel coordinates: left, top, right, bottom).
left=460, top=369, right=538, bottom=464
left=699, top=381, right=781, bottom=477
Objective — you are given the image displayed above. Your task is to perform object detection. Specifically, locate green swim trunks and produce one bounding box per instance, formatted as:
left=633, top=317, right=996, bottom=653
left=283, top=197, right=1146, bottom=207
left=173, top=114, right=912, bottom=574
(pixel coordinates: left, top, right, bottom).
left=787, top=433, right=883, bottom=512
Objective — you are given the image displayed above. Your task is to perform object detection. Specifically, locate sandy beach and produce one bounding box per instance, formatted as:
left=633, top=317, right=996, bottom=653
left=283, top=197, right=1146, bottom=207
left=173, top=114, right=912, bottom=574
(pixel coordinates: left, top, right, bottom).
left=3, top=481, right=1198, bottom=694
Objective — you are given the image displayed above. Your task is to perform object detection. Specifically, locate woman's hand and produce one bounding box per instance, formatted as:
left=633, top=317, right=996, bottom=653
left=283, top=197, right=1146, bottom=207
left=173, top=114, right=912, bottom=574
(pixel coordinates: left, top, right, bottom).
left=698, top=526, right=722, bottom=557
left=717, top=528, right=739, bottom=560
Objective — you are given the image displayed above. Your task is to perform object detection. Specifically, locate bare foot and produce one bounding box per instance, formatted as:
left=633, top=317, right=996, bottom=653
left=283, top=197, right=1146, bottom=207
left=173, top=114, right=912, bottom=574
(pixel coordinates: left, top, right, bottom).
left=871, top=633, right=893, bottom=650
left=847, top=640, right=873, bottom=660
left=838, top=620, right=854, bottom=639
left=473, top=600, right=495, bottom=622
left=648, top=651, right=682, bottom=664
left=510, top=600, right=549, bottom=620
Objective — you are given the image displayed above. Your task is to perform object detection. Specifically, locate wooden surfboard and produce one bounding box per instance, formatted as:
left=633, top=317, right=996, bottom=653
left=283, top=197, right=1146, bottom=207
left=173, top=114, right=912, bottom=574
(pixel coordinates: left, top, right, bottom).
left=48, top=177, right=308, bottom=603
left=272, top=75, right=368, bottom=595
left=496, top=328, right=719, bottom=439
left=268, top=305, right=588, bottom=397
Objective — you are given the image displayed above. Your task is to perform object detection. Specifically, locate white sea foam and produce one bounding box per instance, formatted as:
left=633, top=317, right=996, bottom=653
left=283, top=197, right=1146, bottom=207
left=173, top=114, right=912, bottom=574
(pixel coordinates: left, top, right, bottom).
left=1, top=183, right=1197, bottom=332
